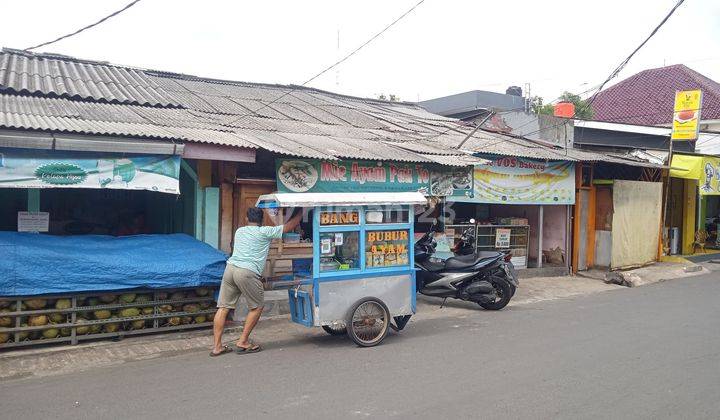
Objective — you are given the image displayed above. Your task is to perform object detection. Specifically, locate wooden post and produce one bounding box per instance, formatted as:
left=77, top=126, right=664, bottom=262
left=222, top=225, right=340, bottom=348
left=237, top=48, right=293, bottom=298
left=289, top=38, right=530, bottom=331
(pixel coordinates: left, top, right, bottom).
left=220, top=182, right=234, bottom=253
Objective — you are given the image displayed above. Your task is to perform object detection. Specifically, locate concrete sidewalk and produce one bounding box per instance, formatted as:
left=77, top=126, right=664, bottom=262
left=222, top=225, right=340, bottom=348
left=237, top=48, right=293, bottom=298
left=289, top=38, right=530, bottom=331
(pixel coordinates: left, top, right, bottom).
left=0, top=274, right=626, bottom=381
left=579, top=261, right=710, bottom=287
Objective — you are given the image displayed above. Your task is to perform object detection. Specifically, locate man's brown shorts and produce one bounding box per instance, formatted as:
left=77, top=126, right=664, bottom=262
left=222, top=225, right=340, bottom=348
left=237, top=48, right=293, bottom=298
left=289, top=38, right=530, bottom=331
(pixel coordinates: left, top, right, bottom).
left=217, top=264, right=264, bottom=310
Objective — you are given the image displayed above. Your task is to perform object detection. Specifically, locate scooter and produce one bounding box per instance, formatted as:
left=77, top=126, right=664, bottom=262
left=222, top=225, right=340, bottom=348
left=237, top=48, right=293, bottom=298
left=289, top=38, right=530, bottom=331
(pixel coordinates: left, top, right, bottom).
left=415, top=221, right=518, bottom=310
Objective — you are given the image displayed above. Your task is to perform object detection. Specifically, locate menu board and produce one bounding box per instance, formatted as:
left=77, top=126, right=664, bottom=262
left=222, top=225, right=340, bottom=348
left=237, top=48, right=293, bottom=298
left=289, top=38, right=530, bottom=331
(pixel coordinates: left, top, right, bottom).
left=366, top=230, right=410, bottom=268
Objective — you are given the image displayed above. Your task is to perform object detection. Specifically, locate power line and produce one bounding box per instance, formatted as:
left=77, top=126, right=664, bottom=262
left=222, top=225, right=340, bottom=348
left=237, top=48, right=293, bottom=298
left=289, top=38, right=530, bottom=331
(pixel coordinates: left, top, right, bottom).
left=25, top=0, right=143, bottom=51
left=580, top=0, right=686, bottom=114
left=225, top=0, right=425, bottom=127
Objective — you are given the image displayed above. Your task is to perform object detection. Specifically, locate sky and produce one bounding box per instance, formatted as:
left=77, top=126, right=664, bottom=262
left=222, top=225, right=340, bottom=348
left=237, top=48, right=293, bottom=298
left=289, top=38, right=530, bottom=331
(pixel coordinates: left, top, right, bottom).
left=2, top=0, right=720, bottom=104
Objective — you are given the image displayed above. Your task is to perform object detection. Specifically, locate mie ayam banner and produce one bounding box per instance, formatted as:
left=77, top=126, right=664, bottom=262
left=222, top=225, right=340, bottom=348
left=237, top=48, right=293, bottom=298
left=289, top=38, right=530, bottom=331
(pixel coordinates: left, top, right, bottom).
left=0, top=149, right=181, bottom=194
left=275, top=158, right=473, bottom=197
left=452, top=156, right=575, bottom=205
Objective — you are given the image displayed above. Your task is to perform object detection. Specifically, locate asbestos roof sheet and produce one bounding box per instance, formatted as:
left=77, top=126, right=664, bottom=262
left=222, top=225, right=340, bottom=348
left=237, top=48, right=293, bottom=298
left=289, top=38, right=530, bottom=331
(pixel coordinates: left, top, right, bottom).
left=0, top=48, right=595, bottom=166
left=0, top=49, right=179, bottom=107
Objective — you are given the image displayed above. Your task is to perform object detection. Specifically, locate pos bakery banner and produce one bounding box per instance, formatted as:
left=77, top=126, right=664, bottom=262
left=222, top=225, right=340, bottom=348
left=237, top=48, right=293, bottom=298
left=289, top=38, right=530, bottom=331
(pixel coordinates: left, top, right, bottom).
left=275, top=158, right=473, bottom=197
left=453, top=156, right=575, bottom=205
left=0, top=149, right=181, bottom=194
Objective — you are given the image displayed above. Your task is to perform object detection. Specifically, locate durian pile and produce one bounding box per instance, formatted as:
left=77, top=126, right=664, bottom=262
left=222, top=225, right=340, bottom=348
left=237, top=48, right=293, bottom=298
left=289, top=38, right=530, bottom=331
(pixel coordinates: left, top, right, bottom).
left=0, top=288, right=216, bottom=344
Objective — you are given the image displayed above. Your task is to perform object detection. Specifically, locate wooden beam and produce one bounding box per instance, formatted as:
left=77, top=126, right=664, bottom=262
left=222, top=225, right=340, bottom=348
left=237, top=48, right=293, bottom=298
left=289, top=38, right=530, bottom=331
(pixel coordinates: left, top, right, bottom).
left=220, top=182, right=234, bottom=254
left=198, top=160, right=212, bottom=188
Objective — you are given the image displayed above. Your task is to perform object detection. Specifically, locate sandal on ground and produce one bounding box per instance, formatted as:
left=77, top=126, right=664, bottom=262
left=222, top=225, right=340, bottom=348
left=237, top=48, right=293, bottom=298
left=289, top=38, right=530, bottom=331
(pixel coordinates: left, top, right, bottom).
left=234, top=342, right=262, bottom=354
left=209, top=345, right=233, bottom=357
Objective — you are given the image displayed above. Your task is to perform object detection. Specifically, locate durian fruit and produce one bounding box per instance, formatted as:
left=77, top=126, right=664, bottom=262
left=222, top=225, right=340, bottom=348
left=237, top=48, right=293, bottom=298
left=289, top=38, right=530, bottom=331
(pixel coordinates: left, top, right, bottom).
left=93, top=310, right=112, bottom=320
left=130, top=320, right=146, bottom=330
left=103, top=323, right=120, bottom=333
left=28, top=315, right=48, bottom=327
left=25, top=299, right=47, bottom=310
left=0, top=332, right=9, bottom=343
left=49, top=313, right=65, bottom=323
left=42, top=328, right=60, bottom=339
left=118, top=293, right=136, bottom=304
left=55, top=299, right=72, bottom=310
left=118, top=307, right=140, bottom=318
left=166, top=317, right=181, bottom=326
left=99, top=294, right=116, bottom=304
left=194, top=315, right=207, bottom=324
left=195, top=287, right=210, bottom=297
left=0, top=309, right=12, bottom=327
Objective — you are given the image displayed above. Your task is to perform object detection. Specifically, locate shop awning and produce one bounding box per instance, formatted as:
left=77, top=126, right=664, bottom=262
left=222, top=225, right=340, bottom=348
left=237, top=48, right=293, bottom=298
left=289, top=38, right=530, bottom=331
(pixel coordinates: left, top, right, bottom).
left=256, top=192, right=428, bottom=208
left=0, top=130, right=184, bottom=155
left=670, top=154, right=720, bottom=195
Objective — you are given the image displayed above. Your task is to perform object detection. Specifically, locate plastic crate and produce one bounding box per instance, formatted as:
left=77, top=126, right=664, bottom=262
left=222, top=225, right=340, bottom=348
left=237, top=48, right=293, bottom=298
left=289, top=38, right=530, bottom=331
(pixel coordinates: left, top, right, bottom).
left=288, top=289, right=313, bottom=327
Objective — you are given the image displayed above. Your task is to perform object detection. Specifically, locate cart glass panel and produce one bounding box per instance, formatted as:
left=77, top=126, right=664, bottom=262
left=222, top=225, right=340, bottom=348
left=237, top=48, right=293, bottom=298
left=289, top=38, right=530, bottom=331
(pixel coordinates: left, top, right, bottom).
left=365, top=229, right=410, bottom=269
left=319, top=231, right=360, bottom=272
left=364, top=208, right=409, bottom=224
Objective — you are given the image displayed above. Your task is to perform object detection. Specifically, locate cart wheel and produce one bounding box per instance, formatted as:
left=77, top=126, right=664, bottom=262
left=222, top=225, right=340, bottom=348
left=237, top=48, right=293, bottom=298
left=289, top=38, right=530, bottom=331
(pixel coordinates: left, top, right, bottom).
left=321, top=323, right=347, bottom=335
left=346, top=297, right=390, bottom=347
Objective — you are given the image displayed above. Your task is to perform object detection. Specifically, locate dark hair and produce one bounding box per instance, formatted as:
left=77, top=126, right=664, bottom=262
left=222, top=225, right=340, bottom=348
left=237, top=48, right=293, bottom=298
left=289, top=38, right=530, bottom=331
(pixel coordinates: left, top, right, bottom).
left=247, top=208, right=264, bottom=224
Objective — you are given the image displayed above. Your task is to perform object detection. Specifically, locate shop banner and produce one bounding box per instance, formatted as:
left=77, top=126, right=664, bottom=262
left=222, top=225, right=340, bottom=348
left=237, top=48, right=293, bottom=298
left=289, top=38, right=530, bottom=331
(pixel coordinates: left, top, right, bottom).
left=275, top=158, right=473, bottom=197
left=670, top=154, right=720, bottom=195
left=0, top=150, right=180, bottom=194
left=452, top=157, right=575, bottom=205
left=671, top=89, right=702, bottom=141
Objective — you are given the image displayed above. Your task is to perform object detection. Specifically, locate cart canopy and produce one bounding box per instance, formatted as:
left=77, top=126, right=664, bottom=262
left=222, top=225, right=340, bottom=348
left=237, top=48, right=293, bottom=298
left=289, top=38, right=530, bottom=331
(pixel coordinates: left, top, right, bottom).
left=0, top=232, right=227, bottom=296
left=256, top=192, right=428, bottom=208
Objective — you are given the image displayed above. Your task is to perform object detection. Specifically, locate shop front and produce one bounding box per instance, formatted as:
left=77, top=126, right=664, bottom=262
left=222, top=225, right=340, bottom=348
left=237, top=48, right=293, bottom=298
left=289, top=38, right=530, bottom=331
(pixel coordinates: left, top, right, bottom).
left=262, top=157, right=475, bottom=278
left=449, top=156, right=575, bottom=272
left=668, top=153, right=720, bottom=254
left=0, top=146, right=231, bottom=348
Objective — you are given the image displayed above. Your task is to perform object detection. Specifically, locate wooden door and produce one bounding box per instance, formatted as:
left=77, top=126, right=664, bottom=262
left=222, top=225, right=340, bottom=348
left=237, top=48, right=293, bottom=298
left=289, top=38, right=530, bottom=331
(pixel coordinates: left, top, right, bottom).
left=235, top=180, right=276, bottom=231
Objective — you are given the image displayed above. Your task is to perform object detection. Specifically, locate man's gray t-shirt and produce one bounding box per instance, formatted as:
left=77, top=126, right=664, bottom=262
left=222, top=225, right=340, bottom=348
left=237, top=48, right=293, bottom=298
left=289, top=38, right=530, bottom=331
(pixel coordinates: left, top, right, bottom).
left=227, top=225, right=283, bottom=275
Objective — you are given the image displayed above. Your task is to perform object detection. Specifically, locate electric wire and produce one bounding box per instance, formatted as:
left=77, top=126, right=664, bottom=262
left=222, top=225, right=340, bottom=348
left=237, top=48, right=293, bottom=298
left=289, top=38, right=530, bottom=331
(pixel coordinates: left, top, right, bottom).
left=24, top=0, right=143, bottom=51
left=225, top=0, right=425, bottom=127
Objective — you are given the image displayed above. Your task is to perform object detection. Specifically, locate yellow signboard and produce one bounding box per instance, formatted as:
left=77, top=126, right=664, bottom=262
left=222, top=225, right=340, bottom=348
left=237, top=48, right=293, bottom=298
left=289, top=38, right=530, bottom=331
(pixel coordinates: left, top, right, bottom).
left=670, top=154, right=720, bottom=196
left=671, top=90, right=703, bottom=141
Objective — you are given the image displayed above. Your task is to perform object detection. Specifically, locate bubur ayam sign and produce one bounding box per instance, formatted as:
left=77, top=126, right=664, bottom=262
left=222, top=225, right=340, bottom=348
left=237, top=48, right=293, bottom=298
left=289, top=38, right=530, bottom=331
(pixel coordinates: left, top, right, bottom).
left=275, top=159, right=473, bottom=197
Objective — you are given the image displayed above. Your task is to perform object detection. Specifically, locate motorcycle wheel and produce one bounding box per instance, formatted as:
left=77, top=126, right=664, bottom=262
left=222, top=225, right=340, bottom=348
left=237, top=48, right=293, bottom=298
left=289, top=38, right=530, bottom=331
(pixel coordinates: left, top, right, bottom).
left=321, top=323, right=347, bottom=336
left=478, top=278, right=512, bottom=310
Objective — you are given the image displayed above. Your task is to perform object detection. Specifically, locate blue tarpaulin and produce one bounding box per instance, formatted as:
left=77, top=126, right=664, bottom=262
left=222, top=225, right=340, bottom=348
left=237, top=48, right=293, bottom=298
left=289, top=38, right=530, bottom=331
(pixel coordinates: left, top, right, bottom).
left=0, top=232, right=227, bottom=296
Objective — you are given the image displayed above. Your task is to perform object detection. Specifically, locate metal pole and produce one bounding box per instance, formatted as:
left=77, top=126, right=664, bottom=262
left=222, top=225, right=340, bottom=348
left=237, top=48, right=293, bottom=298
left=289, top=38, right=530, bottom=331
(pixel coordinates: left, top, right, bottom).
left=538, top=205, right=544, bottom=268
left=661, top=136, right=674, bottom=254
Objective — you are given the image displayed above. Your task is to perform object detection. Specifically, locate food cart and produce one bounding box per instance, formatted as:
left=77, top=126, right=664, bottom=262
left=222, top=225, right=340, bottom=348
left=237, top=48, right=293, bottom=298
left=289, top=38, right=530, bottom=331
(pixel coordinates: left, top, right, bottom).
left=257, top=191, right=426, bottom=347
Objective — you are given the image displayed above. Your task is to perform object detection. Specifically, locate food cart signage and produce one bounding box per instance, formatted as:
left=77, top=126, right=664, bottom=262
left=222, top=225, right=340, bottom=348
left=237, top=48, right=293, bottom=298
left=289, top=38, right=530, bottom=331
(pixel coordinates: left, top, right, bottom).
left=276, top=159, right=473, bottom=197
left=671, top=90, right=702, bottom=141
left=670, top=154, right=720, bottom=196
left=0, top=149, right=181, bottom=194
left=452, top=157, right=575, bottom=205
left=495, top=228, right=511, bottom=248
left=320, top=211, right=359, bottom=225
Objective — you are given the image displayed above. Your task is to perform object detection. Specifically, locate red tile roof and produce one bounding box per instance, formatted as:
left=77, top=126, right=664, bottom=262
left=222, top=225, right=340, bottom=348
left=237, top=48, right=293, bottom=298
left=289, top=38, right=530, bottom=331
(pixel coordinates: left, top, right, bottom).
left=591, top=64, right=720, bottom=125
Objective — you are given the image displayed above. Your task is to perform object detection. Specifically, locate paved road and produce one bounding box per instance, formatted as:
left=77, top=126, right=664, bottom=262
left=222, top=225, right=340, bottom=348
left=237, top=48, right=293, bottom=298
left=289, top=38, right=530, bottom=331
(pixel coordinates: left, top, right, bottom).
left=3, top=272, right=720, bottom=419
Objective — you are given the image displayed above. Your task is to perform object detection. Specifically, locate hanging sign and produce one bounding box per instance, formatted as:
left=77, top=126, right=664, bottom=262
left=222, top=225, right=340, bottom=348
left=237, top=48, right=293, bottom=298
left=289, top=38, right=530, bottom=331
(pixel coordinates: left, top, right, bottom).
left=495, top=228, right=511, bottom=248
left=452, top=157, right=575, bottom=205
left=17, top=212, right=49, bottom=232
left=671, top=90, right=703, bottom=141
left=276, top=158, right=473, bottom=197
left=0, top=149, right=180, bottom=194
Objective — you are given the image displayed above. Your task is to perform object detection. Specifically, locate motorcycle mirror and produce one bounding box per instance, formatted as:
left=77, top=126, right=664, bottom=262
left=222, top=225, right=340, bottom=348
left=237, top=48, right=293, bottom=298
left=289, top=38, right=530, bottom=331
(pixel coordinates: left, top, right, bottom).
left=469, top=218, right=476, bottom=224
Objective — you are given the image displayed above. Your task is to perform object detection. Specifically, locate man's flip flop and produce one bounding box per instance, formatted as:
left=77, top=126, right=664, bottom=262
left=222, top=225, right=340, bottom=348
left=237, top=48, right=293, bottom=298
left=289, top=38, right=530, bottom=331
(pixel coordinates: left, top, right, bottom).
left=234, top=343, right=262, bottom=354
left=209, top=345, right=232, bottom=357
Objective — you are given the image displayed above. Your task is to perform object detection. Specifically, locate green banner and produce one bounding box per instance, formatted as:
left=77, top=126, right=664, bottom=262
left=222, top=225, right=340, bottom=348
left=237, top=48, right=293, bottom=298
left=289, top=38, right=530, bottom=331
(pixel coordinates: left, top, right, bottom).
left=276, top=159, right=473, bottom=197
left=0, top=149, right=180, bottom=194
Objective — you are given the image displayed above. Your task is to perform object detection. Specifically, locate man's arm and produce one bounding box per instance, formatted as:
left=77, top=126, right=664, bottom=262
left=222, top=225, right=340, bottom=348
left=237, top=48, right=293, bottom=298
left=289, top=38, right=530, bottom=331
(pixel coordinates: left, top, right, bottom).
left=283, top=209, right=303, bottom=233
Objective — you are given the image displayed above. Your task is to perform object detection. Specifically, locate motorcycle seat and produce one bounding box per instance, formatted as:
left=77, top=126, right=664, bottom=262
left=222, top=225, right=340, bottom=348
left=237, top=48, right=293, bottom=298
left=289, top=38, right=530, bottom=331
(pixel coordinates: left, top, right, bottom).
left=444, top=252, right=501, bottom=270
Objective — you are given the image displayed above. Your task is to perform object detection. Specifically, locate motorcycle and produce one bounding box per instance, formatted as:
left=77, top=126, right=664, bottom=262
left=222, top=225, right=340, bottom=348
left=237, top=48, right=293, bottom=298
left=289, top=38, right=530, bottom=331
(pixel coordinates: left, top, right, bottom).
left=415, top=220, right=518, bottom=310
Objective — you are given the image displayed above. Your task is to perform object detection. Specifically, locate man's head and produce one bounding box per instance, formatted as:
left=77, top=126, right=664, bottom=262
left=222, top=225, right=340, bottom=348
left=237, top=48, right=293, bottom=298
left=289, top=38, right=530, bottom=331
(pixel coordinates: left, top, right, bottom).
left=247, top=207, right=264, bottom=225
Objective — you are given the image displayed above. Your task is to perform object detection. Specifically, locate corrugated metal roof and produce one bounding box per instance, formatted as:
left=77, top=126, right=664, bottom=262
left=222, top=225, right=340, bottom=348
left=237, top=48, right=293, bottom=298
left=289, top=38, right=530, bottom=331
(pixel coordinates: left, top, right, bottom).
left=0, top=48, right=630, bottom=167
left=0, top=49, right=180, bottom=107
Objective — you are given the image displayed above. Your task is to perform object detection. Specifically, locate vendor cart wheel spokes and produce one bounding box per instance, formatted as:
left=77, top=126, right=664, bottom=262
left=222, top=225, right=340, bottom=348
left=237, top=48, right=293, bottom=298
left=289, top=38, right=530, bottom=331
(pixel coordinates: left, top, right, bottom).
left=347, top=297, right=390, bottom=347
left=322, top=323, right=347, bottom=335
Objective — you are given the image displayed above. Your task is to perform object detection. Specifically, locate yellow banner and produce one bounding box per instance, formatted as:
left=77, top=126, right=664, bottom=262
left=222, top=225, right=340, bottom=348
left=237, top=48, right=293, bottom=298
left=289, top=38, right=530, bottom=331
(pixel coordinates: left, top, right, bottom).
left=670, top=154, right=720, bottom=195
left=671, top=90, right=702, bottom=141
